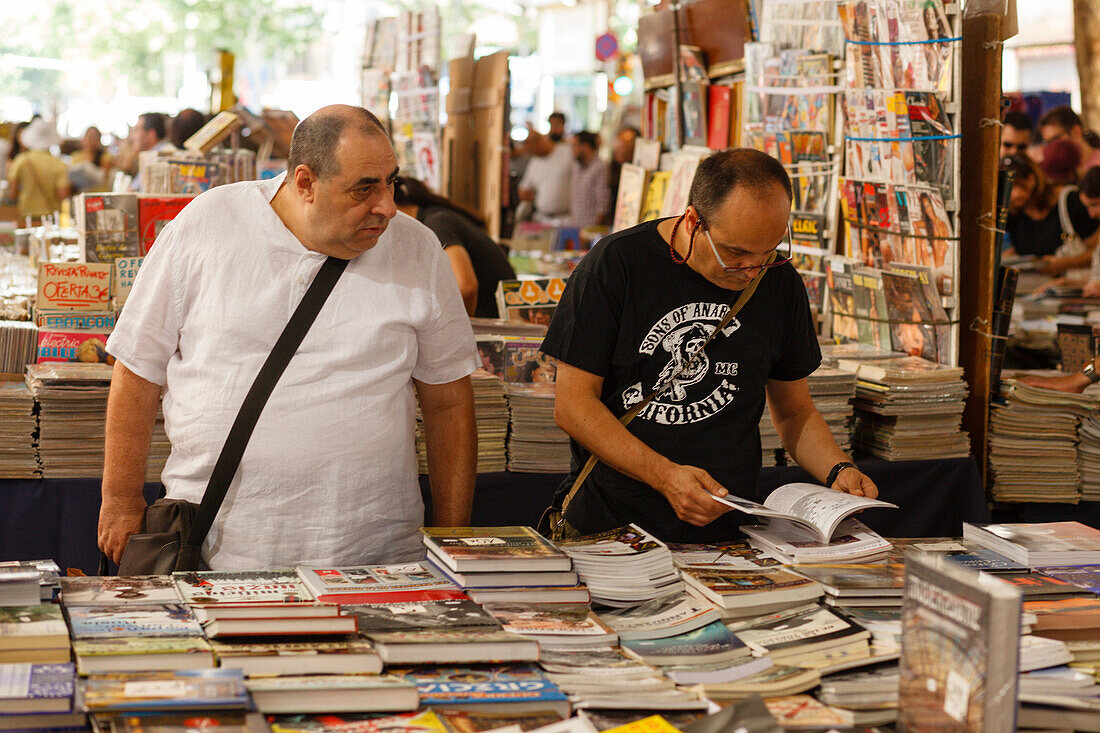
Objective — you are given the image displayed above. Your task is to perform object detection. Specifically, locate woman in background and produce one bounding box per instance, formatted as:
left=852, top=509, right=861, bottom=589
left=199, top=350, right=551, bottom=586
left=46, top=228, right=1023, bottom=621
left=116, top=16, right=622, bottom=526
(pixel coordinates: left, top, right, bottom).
left=394, top=176, right=516, bottom=319
left=68, top=126, right=113, bottom=194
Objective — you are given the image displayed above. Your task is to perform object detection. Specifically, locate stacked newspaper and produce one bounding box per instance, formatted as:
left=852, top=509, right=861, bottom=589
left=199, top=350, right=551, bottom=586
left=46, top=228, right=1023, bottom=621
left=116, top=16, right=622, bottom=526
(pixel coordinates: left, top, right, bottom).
left=416, top=371, right=508, bottom=474
left=989, top=379, right=1100, bottom=503
left=839, top=356, right=969, bottom=461
left=0, top=320, right=37, bottom=375
left=505, top=384, right=571, bottom=473
left=25, top=363, right=113, bottom=478
left=1079, top=412, right=1100, bottom=501
left=0, top=380, right=40, bottom=477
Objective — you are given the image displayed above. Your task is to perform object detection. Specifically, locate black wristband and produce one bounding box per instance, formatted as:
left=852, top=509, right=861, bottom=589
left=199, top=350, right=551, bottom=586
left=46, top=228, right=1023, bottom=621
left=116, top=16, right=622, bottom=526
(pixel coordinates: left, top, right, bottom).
left=827, top=461, right=857, bottom=487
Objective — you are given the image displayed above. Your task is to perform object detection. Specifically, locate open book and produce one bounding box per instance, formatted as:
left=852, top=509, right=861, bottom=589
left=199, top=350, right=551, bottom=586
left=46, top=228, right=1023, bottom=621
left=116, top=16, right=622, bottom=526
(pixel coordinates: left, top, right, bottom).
left=712, top=482, right=897, bottom=543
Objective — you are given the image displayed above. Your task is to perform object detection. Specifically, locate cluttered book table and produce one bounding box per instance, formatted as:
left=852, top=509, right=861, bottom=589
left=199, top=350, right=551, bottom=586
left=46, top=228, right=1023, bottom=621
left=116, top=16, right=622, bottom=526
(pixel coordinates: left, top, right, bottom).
left=0, top=456, right=987, bottom=576
left=7, top=517, right=1100, bottom=730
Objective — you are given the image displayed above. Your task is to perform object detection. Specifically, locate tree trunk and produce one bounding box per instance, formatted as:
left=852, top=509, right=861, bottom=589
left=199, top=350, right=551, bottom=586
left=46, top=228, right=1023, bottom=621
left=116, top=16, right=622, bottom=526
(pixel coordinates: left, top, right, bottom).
left=1074, top=0, right=1100, bottom=129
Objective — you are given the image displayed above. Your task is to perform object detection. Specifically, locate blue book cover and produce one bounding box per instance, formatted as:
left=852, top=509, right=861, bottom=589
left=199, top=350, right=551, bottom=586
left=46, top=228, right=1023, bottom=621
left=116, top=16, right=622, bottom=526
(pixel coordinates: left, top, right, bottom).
left=66, top=604, right=202, bottom=639
left=391, top=665, right=566, bottom=706
left=621, top=620, right=747, bottom=662
left=83, top=669, right=247, bottom=712
left=1035, top=565, right=1100, bottom=594
left=945, top=549, right=1026, bottom=573
left=0, top=663, right=74, bottom=702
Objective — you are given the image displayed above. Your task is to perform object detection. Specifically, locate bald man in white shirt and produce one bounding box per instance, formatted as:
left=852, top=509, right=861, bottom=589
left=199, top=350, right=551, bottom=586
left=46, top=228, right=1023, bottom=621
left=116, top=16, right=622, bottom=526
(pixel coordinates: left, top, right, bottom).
left=98, top=105, right=478, bottom=570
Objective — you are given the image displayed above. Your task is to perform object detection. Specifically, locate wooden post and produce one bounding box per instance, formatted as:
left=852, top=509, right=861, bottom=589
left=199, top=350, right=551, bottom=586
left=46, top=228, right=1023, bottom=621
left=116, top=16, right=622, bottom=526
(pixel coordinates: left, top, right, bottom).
left=958, top=13, right=1003, bottom=482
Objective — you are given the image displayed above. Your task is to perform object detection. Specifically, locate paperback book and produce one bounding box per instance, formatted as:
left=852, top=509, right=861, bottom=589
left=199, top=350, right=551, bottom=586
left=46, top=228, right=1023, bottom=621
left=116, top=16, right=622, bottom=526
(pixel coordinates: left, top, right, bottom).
left=172, top=570, right=314, bottom=605
left=66, top=604, right=203, bottom=639
left=712, top=482, right=897, bottom=542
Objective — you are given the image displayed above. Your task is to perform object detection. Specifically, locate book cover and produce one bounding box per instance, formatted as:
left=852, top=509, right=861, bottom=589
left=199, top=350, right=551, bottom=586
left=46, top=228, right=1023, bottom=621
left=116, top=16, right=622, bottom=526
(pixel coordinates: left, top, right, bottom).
left=209, top=637, right=377, bottom=659
left=480, top=602, right=612, bottom=637
left=0, top=605, right=68, bottom=646
left=36, top=262, right=112, bottom=312
left=621, top=620, right=748, bottom=665
left=137, top=196, right=192, bottom=255
left=899, top=554, right=1022, bottom=732
left=611, top=164, right=650, bottom=233
left=166, top=160, right=224, bottom=195
left=79, top=193, right=140, bottom=263
left=597, top=593, right=720, bottom=641
left=964, top=522, right=1100, bottom=563
left=61, top=575, right=181, bottom=606
left=364, top=628, right=534, bottom=648
left=436, top=709, right=565, bottom=733
left=182, top=111, right=243, bottom=155
left=502, top=338, right=557, bottom=383
left=494, top=279, right=566, bottom=326
left=246, top=675, right=414, bottom=696
left=0, top=662, right=73, bottom=706
left=681, top=567, right=824, bottom=602
left=827, top=260, right=858, bottom=342
left=106, top=712, right=269, bottom=732
left=267, top=710, right=450, bottom=733
left=733, top=605, right=868, bottom=655
left=681, top=81, right=709, bottom=148
left=35, top=310, right=116, bottom=332
left=886, top=262, right=950, bottom=361
left=667, top=541, right=781, bottom=569
left=344, top=598, right=500, bottom=632
left=421, top=527, right=569, bottom=571
left=172, top=570, right=314, bottom=604
left=36, top=330, right=113, bottom=364
left=639, top=171, right=672, bottom=223
left=73, top=636, right=212, bottom=658
left=707, top=86, right=733, bottom=151
left=881, top=270, right=939, bottom=362
left=632, top=138, right=662, bottom=170
left=787, top=564, right=905, bottom=594
left=392, top=665, right=568, bottom=707
left=557, top=524, right=667, bottom=557
left=295, top=563, right=460, bottom=603
left=1035, top=565, right=1100, bottom=594
left=83, top=669, right=248, bottom=712
left=67, top=604, right=203, bottom=639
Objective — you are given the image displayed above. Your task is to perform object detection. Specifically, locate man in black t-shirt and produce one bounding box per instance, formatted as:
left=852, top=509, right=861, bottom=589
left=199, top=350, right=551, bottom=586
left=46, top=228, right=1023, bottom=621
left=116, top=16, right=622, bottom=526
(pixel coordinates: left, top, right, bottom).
left=540, top=149, right=877, bottom=543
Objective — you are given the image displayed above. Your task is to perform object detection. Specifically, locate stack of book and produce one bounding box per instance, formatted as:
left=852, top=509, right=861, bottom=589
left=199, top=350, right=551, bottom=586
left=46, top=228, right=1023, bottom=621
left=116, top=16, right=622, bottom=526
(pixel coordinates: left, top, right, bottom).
left=815, top=663, right=899, bottom=724
left=420, top=526, right=584, bottom=605
left=839, top=356, right=970, bottom=461
left=789, top=563, right=906, bottom=612
left=1078, top=412, right=1100, bottom=501
left=732, top=604, right=873, bottom=669
left=964, top=521, right=1100, bottom=568
left=482, top=602, right=619, bottom=650
left=82, top=668, right=251, bottom=722
left=390, top=664, right=568, bottom=717
left=416, top=372, right=509, bottom=474
left=680, top=567, right=824, bottom=619
left=557, top=525, right=682, bottom=606
left=595, top=593, right=722, bottom=642
left=1, top=559, right=61, bottom=602
left=0, top=381, right=38, bottom=478
left=504, top=384, right=571, bottom=473
left=25, top=362, right=113, bottom=478
left=989, top=380, right=1100, bottom=502
left=536, top=647, right=680, bottom=711
left=807, top=366, right=857, bottom=455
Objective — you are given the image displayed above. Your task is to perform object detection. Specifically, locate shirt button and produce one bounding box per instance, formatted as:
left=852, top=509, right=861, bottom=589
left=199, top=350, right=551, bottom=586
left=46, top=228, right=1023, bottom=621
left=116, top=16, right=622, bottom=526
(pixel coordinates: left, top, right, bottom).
left=297, top=276, right=305, bottom=284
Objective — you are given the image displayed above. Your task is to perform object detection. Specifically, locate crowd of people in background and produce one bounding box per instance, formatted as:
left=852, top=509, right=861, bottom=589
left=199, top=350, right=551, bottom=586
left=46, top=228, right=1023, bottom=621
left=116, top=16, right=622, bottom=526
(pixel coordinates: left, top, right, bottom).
left=1, top=108, right=215, bottom=223
left=1001, top=104, right=1100, bottom=296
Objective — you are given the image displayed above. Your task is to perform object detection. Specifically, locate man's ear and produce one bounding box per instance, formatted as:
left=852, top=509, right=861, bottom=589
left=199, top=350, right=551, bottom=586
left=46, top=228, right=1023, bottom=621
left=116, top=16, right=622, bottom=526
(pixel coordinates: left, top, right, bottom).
left=292, top=165, right=319, bottom=203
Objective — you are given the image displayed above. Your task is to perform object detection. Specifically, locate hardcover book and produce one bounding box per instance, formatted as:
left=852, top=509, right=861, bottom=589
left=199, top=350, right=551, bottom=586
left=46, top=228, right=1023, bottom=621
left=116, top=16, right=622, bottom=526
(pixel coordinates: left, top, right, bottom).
left=82, top=668, right=248, bottom=713
left=266, top=710, right=450, bottom=733
left=344, top=598, right=500, bottom=632
left=209, top=638, right=382, bottom=677
left=295, top=563, right=462, bottom=604
left=0, top=662, right=74, bottom=714
left=73, top=637, right=215, bottom=674
left=421, top=527, right=571, bottom=573
left=61, top=575, right=181, bottom=606
left=172, top=570, right=314, bottom=605
left=898, top=553, right=1022, bottom=732
left=245, top=674, right=418, bottom=714
left=137, top=196, right=192, bottom=255
left=0, top=605, right=69, bottom=650
left=66, top=604, right=203, bottom=639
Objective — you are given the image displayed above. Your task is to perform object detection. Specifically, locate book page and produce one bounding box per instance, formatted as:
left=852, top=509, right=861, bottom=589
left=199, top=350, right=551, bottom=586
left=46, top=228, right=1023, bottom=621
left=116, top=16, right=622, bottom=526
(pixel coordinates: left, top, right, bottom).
left=762, top=483, right=897, bottom=540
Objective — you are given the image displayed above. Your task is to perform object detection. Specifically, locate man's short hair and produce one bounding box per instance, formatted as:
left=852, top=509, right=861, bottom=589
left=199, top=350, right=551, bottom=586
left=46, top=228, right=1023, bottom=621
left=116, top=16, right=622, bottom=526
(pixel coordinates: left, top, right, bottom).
left=575, top=131, right=598, bottom=150
left=170, top=108, right=206, bottom=148
left=1039, top=105, right=1083, bottom=133
left=138, top=113, right=166, bottom=141
left=1003, top=109, right=1033, bottom=133
left=1082, top=166, right=1100, bottom=198
left=688, top=148, right=793, bottom=221
left=286, top=107, right=388, bottom=180
left=548, top=112, right=566, bottom=125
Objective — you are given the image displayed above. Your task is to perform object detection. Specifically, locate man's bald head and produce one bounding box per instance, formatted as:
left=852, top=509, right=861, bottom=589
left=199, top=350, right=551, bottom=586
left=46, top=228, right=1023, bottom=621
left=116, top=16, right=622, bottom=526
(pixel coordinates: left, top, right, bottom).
left=287, top=105, right=389, bottom=180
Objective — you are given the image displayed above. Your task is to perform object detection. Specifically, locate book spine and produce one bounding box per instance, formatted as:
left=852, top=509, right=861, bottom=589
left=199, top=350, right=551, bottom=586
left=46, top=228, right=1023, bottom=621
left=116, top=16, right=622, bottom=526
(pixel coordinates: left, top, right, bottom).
left=982, top=586, right=1022, bottom=732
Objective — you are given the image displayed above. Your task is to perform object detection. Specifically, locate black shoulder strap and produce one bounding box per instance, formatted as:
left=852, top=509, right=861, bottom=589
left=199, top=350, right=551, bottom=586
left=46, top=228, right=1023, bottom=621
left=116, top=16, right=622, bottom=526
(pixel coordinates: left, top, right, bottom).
left=187, top=255, right=350, bottom=547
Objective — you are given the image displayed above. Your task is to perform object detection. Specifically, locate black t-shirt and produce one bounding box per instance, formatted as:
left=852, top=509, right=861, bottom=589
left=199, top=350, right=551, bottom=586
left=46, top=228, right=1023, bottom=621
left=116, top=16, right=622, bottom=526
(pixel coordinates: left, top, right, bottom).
left=417, top=205, right=517, bottom=319
left=540, top=218, right=821, bottom=543
left=1007, top=190, right=1099, bottom=257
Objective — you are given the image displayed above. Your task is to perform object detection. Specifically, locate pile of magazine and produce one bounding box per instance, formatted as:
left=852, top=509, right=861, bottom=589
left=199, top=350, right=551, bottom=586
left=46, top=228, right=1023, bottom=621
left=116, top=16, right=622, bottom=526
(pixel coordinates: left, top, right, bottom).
left=505, top=384, right=571, bottom=473
left=759, top=366, right=855, bottom=468
left=989, top=378, right=1100, bottom=503
left=0, top=320, right=37, bottom=375
left=25, top=362, right=113, bottom=478
left=838, top=356, right=969, bottom=461
left=415, top=372, right=509, bottom=474
left=0, top=380, right=39, bottom=478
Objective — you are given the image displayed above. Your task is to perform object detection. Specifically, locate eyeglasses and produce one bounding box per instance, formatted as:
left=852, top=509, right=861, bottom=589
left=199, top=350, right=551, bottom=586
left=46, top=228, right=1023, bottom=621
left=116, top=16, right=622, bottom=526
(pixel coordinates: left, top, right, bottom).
left=702, top=223, right=792, bottom=274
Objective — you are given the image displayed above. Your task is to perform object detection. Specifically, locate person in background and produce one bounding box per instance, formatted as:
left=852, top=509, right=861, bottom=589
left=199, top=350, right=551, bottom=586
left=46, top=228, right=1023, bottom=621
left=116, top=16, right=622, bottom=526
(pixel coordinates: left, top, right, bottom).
left=1038, top=105, right=1100, bottom=178
left=548, top=112, right=567, bottom=143
left=393, top=175, right=516, bottom=318
left=6, top=118, right=70, bottom=222
left=518, top=129, right=574, bottom=225
left=170, top=108, right=207, bottom=149
left=68, top=126, right=114, bottom=194
left=608, top=125, right=640, bottom=222
left=1032, top=140, right=1099, bottom=278
left=1003, top=154, right=1098, bottom=271
left=99, top=105, right=478, bottom=570
left=119, top=112, right=168, bottom=191
left=569, top=131, right=610, bottom=230
left=1001, top=109, right=1033, bottom=159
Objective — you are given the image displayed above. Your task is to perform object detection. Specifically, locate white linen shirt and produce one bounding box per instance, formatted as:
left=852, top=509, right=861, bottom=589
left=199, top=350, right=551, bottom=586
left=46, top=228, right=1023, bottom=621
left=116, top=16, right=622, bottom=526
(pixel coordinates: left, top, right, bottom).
left=106, top=174, right=479, bottom=570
